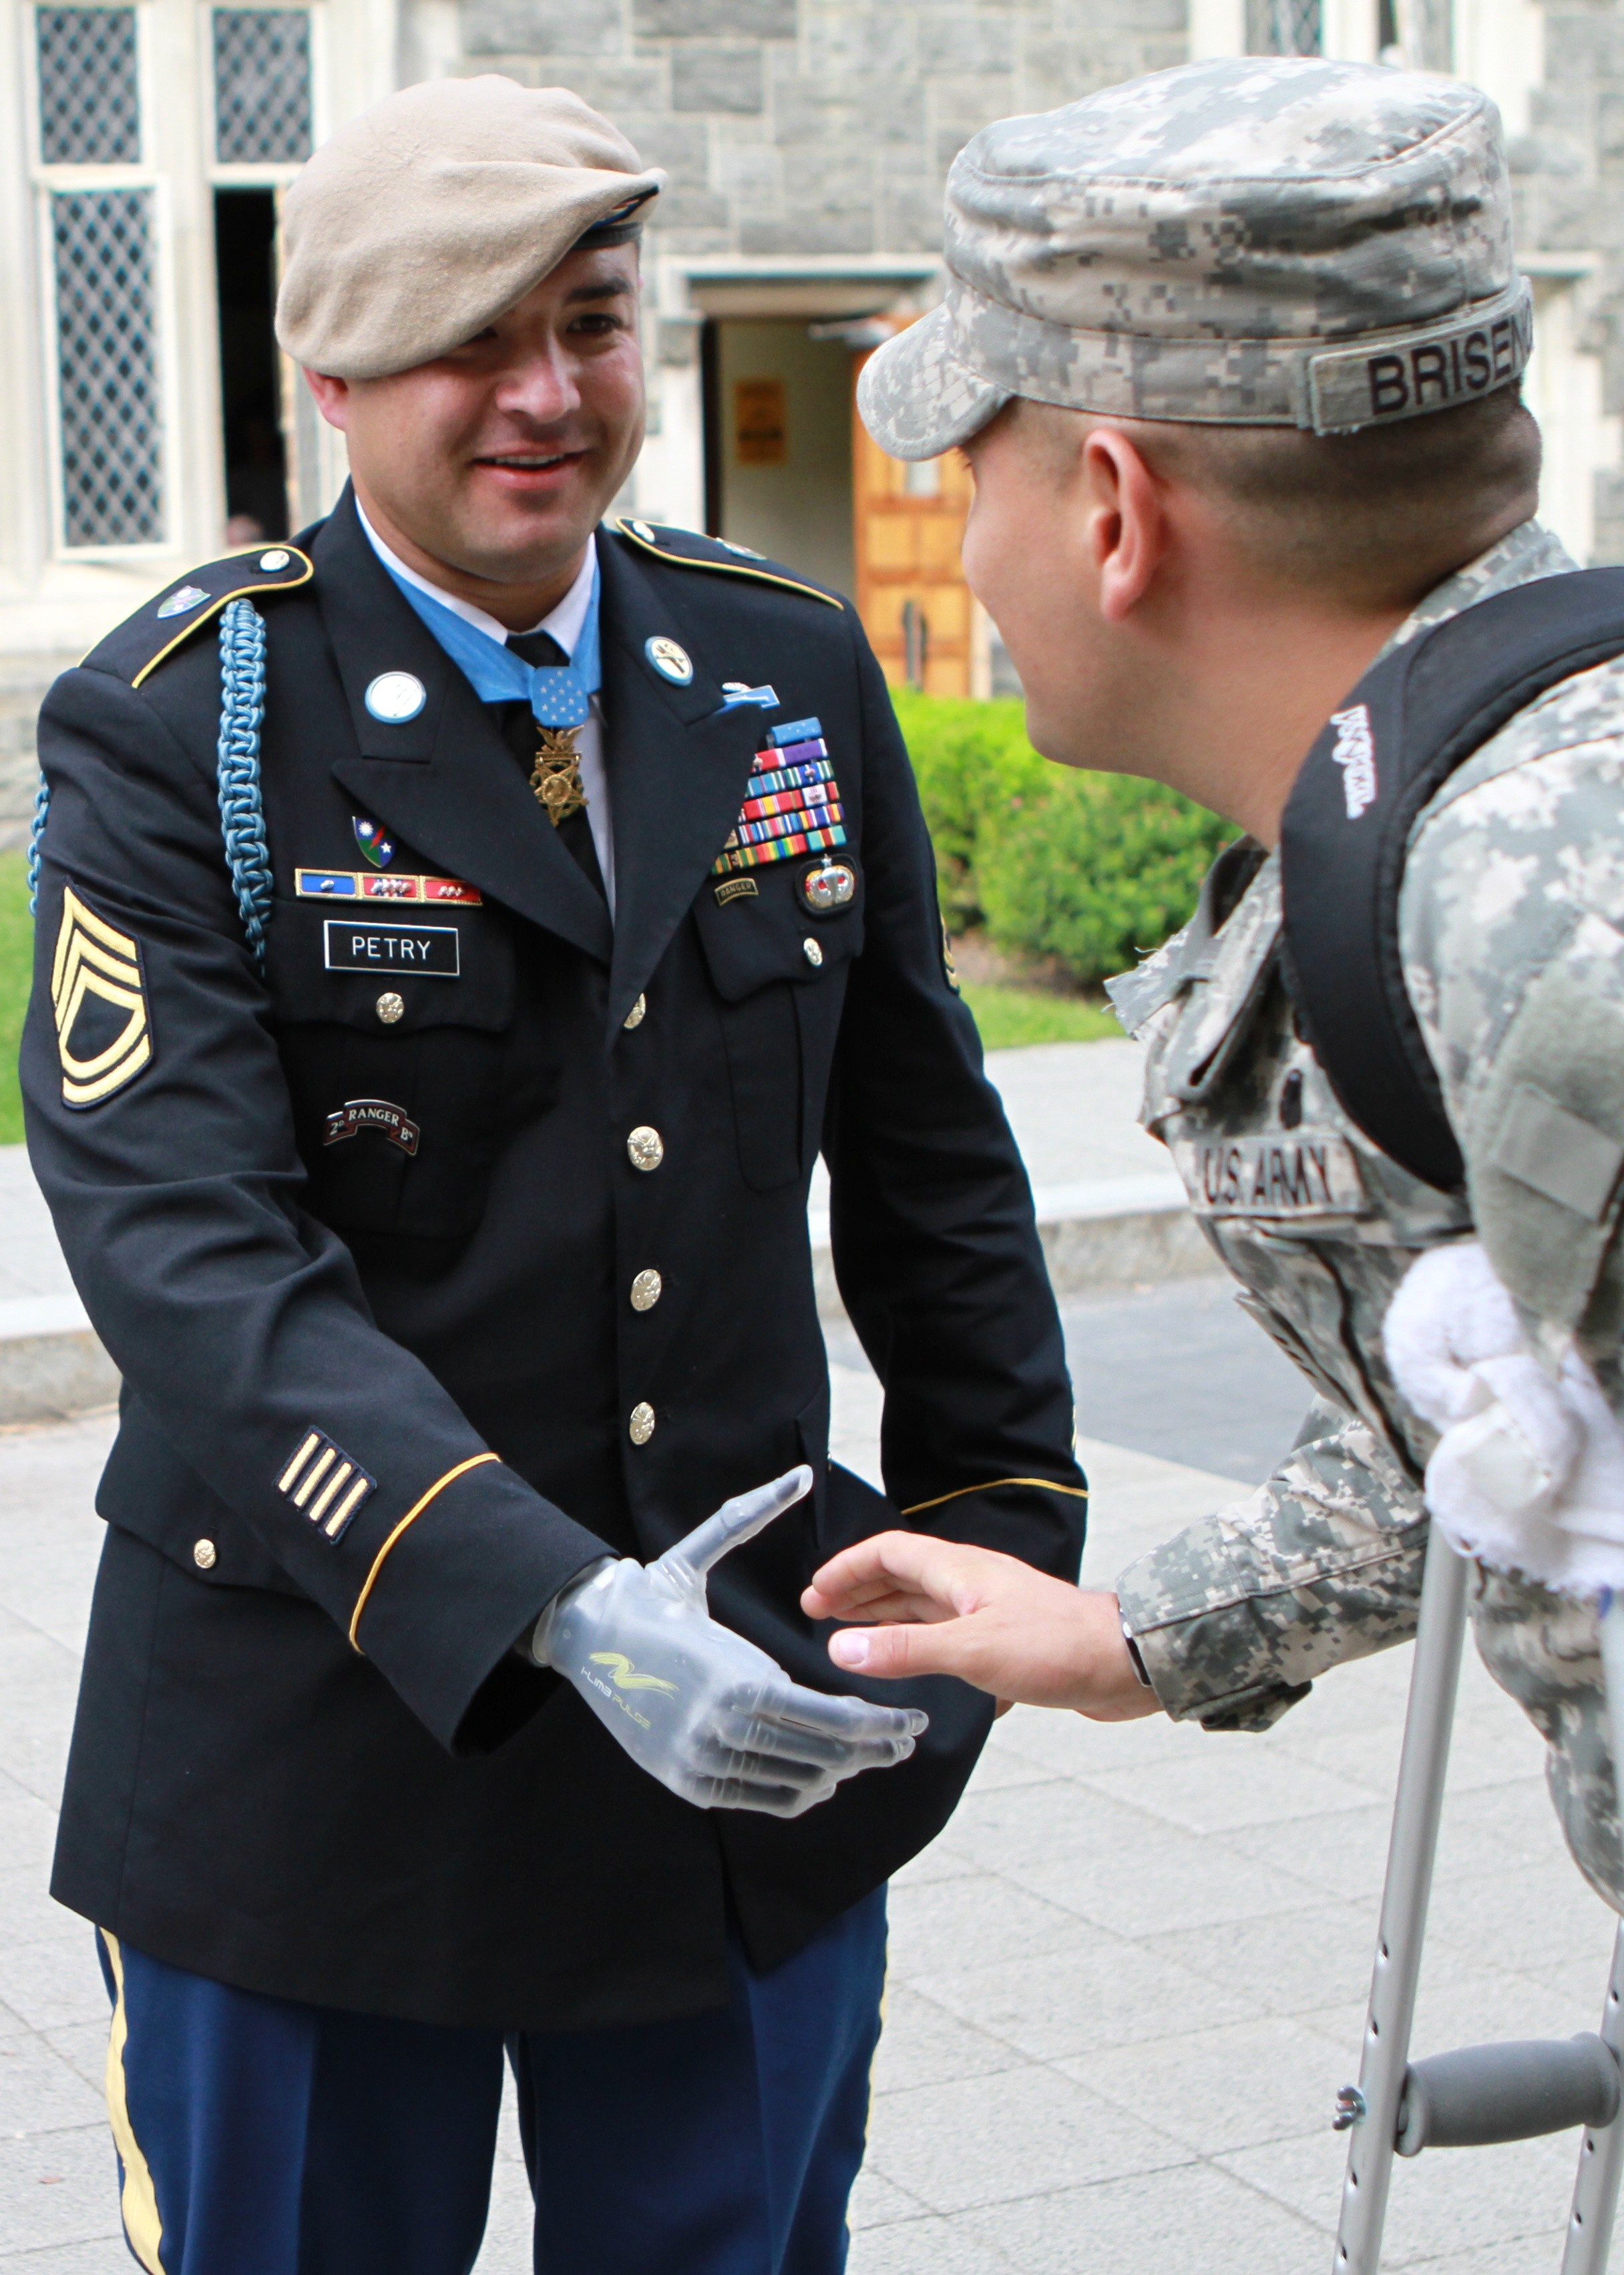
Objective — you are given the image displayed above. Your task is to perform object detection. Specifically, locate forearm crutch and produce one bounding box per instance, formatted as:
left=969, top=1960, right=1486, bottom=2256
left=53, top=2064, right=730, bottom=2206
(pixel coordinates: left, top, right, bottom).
left=1331, top=1532, right=1624, bottom=2274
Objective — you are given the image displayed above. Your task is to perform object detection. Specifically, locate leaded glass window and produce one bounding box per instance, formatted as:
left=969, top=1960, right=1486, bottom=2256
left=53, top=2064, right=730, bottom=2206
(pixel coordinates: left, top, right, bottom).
left=52, top=190, right=164, bottom=546
left=213, top=10, right=312, bottom=164
left=1247, top=0, right=1323, bottom=53
left=36, top=7, right=140, bottom=164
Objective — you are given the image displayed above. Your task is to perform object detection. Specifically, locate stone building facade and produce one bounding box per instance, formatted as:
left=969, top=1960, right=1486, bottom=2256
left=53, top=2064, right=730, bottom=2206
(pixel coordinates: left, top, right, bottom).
left=0, top=0, right=1619, bottom=841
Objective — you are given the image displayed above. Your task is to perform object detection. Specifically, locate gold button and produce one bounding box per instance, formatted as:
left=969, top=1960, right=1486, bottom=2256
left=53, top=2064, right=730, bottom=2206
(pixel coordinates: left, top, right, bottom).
left=258, top=548, right=290, bottom=572
left=803, top=937, right=824, bottom=968
left=192, top=1538, right=217, bottom=1570
left=377, top=991, right=405, bottom=1025
left=628, top=1401, right=656, bottom=1445
left=630, top=1268, right=662, bottom=1312
left=624, top=993, right=646, bottom=1031
left=627, top=1125, right=664, bottom=1172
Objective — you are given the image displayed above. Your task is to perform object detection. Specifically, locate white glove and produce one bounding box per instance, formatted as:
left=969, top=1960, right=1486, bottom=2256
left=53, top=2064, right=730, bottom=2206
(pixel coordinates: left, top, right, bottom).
left=1384, top=1242, right=1624, bottom=1595
left=530, top=1465, right=928, bottom=1817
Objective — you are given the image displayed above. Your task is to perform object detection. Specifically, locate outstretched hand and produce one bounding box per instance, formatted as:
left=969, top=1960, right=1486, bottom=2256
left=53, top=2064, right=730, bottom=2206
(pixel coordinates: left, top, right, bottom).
left=801, top=1532, right=1162, bottom=1723
left=535, top=1470, right=928, bottom=1817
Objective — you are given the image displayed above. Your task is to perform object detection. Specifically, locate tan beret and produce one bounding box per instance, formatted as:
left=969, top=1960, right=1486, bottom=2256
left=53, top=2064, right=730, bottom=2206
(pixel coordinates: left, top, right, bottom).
left=276, top=76, right=664, bottom=379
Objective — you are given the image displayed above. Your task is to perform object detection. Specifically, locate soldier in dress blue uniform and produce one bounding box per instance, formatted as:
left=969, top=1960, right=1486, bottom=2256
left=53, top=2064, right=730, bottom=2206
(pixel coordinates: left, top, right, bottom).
left=21, top=73, right=1085, bottom=2275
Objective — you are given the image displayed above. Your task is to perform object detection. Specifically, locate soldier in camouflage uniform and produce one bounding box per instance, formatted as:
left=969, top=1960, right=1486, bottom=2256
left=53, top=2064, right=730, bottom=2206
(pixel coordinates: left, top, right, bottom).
left=803, top=55, right=1624, bottom=1912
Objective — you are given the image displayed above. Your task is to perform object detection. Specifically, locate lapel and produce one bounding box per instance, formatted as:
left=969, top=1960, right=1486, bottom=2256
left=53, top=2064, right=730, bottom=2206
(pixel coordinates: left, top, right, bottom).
left=596, top=530, right=769, bottom=1031
left=313, top=492, right=613, bottom=968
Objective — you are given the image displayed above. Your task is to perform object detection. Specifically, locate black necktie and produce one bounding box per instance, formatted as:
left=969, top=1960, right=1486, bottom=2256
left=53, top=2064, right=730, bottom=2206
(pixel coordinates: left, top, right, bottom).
left=496, top=629, right=606, bottom=902
left=505, top=629, right=569, bottom=671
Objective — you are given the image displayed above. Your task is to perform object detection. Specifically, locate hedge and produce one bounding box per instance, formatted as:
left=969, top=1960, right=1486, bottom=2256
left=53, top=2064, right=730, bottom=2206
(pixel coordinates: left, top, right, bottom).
left=891, top=688, right=1232, bottom=988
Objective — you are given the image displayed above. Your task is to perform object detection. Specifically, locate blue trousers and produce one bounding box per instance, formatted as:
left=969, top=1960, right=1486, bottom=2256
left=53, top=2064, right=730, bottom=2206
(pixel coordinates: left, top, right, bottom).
left=97, top=1888, right=886, bottom=2275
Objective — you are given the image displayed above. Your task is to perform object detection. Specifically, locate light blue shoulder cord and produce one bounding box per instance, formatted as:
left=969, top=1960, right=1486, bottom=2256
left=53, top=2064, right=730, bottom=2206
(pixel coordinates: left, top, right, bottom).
left=26, top=772, right=48, bottom=914
left=28, top=598, right=273, bottom=962
left=215, top=597, right=273, bottom=965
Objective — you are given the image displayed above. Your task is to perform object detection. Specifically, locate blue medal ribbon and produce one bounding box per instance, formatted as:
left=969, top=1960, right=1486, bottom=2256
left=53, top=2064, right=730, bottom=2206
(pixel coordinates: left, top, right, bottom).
left=380, top=555, right=602, bottom=727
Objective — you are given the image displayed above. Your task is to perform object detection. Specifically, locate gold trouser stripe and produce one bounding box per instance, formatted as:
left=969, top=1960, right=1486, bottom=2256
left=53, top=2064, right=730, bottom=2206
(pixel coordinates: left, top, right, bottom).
left=99, top=1931, right=168, bottom=2275
left=899, top=1476, right=1091, bottom=1518
left=348, top=1452, right=500, bottom=1651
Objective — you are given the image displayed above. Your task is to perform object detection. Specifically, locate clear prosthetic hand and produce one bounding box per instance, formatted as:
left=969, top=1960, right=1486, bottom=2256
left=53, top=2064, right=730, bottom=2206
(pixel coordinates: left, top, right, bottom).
left=532, top=1466, right=928, bottom=1817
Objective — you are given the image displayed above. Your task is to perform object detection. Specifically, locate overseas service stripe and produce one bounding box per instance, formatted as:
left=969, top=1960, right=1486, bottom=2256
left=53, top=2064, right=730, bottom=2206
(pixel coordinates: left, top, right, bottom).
left=276, top=1425, right=377, bottom=1544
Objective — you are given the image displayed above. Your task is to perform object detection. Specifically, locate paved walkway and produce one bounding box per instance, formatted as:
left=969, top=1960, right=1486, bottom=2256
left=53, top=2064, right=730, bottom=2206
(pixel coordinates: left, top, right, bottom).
left=1, top=1385, right=1614, bottom=2273
left=0, top=1038, right=1616, bottom=2270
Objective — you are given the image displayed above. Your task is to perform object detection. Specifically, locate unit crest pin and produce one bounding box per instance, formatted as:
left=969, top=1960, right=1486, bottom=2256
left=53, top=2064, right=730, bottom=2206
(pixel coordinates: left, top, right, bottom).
left=157, top=584, right=209, bottom=620
left=353, top=816, right=395, bottom=870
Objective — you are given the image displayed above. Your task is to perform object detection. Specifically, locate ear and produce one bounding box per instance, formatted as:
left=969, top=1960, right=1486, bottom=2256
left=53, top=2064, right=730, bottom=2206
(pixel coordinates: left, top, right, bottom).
left=1081, top=427, right=1168, bottom=625
left=302, top=367, right=351, bottom=433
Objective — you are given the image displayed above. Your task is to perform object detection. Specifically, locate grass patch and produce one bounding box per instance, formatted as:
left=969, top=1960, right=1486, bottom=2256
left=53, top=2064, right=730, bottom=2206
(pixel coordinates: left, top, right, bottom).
left=0, top=852, right=30, bottom=1145
left=960, top=983, right=1121, bottom=1051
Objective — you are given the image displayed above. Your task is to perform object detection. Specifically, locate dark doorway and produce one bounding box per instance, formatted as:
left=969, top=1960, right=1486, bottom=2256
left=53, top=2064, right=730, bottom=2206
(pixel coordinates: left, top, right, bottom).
left=214, top=188, right=288, bottom=542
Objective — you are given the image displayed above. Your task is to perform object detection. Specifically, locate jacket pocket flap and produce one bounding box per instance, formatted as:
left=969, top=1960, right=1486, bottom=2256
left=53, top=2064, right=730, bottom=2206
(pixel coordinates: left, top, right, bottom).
left=693, top=862, right=864, bottom=1003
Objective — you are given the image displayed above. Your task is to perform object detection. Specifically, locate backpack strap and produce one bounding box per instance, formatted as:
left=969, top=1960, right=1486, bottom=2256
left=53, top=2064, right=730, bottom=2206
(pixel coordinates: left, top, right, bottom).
left=1279, top=568, right=1624, bottom=1192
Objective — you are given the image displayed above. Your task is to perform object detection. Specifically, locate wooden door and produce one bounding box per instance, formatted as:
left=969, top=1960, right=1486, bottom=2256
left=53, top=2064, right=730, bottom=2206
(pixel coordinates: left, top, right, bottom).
left=851, top=344, right=974, bottom=697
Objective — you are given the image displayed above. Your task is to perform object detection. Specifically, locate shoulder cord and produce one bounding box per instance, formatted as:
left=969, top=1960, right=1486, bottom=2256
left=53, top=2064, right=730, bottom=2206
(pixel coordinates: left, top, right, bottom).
left=27, top=598, right=273, bottom=960
left=216, top=597, right=273, bottom=966
left=26, top=772, right=47, bottom=915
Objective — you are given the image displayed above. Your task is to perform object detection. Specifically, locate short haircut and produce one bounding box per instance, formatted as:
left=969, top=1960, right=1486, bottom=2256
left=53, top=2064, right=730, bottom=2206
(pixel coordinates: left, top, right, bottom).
left=1014, top=386, right=1543, bottom=612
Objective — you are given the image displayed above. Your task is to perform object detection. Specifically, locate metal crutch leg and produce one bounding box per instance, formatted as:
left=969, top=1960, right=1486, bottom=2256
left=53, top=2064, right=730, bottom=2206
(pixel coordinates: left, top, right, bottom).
left=1563, top=1599, right=1624, bottom=2273
left=1332, top=1525, right=1470, bottom=2274
left=1561, top=1918, right=1624, bottom=2274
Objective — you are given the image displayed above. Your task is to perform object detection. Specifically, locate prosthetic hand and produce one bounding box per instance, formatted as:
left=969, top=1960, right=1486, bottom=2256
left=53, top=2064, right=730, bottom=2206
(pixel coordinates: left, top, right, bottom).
left=530, top=1466, right=928, bottom=1817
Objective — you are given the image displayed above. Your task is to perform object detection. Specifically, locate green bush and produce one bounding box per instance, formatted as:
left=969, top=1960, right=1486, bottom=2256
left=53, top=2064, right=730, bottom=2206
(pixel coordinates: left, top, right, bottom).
left=889, top=689, right=1047, bottom=933
left=892, top=688, right=1231, bottom=987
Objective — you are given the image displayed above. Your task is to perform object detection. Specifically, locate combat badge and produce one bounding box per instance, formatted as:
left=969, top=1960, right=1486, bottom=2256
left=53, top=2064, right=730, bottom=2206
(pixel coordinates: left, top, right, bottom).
left=51, top=888, right=152, bottom=1109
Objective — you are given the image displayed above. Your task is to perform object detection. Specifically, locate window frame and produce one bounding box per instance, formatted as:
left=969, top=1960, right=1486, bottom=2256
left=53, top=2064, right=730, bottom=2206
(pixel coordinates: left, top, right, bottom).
left=28, top=1, right=182, bottom=560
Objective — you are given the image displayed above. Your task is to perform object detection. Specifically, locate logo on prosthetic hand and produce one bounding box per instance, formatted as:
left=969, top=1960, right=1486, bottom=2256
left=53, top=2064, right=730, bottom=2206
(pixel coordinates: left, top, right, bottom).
left=590, top=1652, right=679, bottom=1695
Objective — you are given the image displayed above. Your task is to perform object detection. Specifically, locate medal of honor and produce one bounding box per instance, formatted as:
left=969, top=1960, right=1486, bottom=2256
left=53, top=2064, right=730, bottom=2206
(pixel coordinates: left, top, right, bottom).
left=530, top=726, right=588, bottom=826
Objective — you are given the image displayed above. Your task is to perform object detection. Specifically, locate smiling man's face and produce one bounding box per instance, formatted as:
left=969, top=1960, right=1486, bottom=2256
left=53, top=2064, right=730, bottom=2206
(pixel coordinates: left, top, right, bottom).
left=304, top=240, right=645, bottom=621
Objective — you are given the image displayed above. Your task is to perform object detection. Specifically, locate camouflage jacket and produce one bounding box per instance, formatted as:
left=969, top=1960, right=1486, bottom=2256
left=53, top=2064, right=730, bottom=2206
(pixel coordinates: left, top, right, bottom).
left=1110, top=517, right=1624, bottom=1909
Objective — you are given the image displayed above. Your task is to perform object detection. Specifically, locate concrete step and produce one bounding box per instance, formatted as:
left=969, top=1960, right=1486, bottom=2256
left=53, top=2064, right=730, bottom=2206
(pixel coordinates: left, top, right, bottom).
left=2, top=1177, right=1214, bottom=1428
left=0, top=1039, right=1217, bottom=1424
left=0, top=1292, right=119, bottom=1423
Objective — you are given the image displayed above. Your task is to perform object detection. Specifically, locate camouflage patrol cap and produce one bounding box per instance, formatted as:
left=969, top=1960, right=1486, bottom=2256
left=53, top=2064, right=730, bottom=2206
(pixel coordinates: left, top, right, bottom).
left=858, top=57, right=1533, bottom=458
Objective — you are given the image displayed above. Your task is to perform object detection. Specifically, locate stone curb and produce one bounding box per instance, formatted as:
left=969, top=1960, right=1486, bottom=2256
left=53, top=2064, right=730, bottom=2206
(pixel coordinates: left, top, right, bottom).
left=1, top=1183, right=1216, bottom=1427
left=0, top=1296, right=120, bottom=1425
left=810, top=1174, right=1216, bottom=1327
